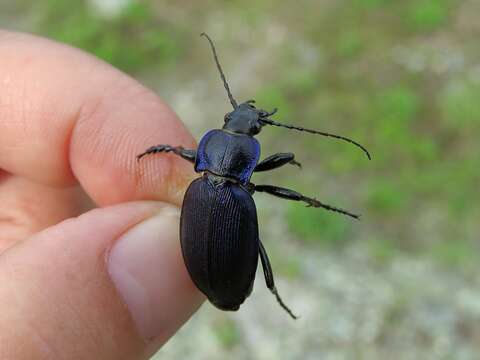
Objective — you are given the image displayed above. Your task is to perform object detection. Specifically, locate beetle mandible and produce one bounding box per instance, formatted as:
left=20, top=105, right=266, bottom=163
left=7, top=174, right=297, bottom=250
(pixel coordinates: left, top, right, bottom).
left=137, top=33, right=371, bottom=319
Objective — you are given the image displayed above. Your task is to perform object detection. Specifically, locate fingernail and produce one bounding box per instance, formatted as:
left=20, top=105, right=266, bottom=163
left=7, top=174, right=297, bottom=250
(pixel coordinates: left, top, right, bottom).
left=108, top=204, right=203, bottom=341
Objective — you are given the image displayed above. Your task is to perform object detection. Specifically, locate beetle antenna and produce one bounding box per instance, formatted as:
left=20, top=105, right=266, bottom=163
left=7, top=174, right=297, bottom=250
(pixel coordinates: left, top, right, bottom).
left=201, top=33, right=238, bottom=109
left=260, top=118, right=371, bottom=160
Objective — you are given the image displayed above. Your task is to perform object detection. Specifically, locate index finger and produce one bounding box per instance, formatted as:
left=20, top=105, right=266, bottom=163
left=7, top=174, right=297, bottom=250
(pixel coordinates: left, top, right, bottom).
left=0, top=30, right=196, bottom=206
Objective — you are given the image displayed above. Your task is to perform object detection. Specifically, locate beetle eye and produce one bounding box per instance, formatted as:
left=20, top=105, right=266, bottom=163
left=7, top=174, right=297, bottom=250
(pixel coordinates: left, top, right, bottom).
left=224, top=114, right=230, bottom=122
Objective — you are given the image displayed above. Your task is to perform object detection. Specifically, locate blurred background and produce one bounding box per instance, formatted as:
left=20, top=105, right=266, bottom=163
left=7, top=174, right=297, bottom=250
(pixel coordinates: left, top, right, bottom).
left=1, top=0, right=479, bottom=358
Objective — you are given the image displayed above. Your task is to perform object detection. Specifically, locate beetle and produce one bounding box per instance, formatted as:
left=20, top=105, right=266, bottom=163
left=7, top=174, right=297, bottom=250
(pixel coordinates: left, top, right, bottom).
left=137, top=33, right=371, bottom=319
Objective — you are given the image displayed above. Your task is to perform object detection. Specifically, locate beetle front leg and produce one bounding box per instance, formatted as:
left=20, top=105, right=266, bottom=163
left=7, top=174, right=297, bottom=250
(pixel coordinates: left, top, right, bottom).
left=137, top=145, right=196, bottom=163
left=251, top=184, right=360, bottom=219
left=254, top=152, right=301, bottom=172
left=259, top=240, right=298, bottom=320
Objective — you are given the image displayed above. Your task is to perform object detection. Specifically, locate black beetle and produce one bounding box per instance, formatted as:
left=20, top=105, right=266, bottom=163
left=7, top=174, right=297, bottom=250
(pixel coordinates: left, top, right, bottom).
left=137, top=33, right=371, bottom=319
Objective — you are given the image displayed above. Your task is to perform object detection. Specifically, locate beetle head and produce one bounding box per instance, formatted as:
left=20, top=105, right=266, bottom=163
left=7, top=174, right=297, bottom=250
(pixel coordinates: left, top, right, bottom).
left=223, top=100, right=277, bottom=136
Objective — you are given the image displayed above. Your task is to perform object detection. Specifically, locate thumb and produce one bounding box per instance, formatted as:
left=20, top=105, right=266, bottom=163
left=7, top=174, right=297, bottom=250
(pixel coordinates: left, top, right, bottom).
left=0, top=201, right=203, bottom=360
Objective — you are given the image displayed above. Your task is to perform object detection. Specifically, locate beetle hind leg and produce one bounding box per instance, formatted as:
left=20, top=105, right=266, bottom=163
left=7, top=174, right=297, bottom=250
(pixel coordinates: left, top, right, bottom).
left=259, top=240, right=298, bottom=320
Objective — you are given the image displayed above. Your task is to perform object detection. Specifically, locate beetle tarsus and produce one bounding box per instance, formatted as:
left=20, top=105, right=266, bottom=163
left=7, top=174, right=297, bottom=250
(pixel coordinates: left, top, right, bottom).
left=271, top=286, right=298, bottom=320
left=289, top=159, right=302, bottom=169
left=137, top=144, right=196, bottom=163
left=305, top=197, right=360, bottom=219
left=252, top=184, right=360, bottom=220
left=259, top=240, right=298, bottom=320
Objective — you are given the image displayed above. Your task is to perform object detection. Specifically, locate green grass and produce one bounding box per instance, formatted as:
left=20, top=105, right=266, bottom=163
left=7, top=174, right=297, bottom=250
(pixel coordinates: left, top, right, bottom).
left=441, top=82, right=480, bottom=129
left=431, top=241, right=477, bottom=269
left=37, top=0, right=181, bottom=73
left=367, top=180, right=409, bottom=214
left=213, top=318, right=242, bottom=349
left=367, top=238, right=398, bottom=265
left=374, top=86, right=419, bottom=141
left=354, top=0, right=392, bottom=9
left=287, top=203, right=351, bottom=247
left=336, top=31, right=364, bottom=58
left=406, top=0, right=451, bottom=32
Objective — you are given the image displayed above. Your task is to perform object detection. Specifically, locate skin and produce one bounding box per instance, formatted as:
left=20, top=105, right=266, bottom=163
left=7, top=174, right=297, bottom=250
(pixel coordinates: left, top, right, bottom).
left=0, top=30, right=203, bottom=359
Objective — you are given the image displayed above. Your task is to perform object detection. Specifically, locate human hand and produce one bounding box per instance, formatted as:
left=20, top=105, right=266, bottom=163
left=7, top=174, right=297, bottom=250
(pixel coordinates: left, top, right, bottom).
left=0, top=30, right=204, bottom=359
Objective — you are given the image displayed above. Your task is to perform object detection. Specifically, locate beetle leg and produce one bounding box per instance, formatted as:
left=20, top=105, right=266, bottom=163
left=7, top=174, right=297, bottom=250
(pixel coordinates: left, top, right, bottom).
left=137, top=145, right=196, bottom=163
left=252, top=184, right=360, bottom=220
left=259, top=240, right=298, bottom=320
left=254, top=152, right=301, bottom=172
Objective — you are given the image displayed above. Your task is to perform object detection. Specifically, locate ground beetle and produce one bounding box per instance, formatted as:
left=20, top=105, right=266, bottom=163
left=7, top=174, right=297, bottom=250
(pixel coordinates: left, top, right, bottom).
left=137, top=33, right=371, bottom=319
